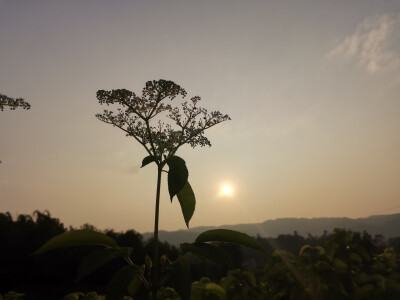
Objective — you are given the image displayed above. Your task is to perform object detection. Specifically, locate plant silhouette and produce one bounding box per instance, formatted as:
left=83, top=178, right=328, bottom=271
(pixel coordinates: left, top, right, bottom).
left=35, top=80, right=266, bottom=300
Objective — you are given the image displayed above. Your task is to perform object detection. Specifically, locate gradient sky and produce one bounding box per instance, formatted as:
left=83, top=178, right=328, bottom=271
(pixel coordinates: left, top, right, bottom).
left=1, top=0, right=399, bottom=234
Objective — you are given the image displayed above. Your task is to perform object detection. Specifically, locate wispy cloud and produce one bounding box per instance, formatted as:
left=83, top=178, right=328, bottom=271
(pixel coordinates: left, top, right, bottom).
left=327, top=13, right=400, bottom=74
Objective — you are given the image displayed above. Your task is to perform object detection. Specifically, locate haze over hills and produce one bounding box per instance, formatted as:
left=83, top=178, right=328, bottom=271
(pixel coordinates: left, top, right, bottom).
left=143, top=214, right=400, bottom=246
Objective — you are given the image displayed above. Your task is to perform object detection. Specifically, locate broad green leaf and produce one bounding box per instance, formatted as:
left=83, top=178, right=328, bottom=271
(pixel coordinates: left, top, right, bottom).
left=76, top=247, right=132, bottom=281
left=333, top=258, right=348, bottom=274
left=191, top=280, right=226, bottom=300
left=141, top=155, right=157, bottom=168
left=62, top=292, right=85, bottom=300
left=34, top=230, right=118, bottom=255
left=350, top=253, right=363, bottom=265
left=145, top=255, right=153, bottom=270
left=168, top=258, right=191, bottom=300
left=126, top=274, right=142, bottom=296
left=180, top=242, right=232, bottom=266
left=205, top=282, right=226, bottom=299
left=106, top=265, right=140, bottom=300
left=299, top=244, right=312, bottom=256
left=177, top=182, right=196, bottom=228
left=195, top=229, right=266, bottom=253
left=242, top=270, right=257, bottom=287
left=167, top=156, right=188, bottom=201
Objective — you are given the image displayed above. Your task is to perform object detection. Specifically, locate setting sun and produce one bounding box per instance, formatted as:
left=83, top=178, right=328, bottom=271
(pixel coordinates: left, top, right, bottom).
left=221, top=185, right=233, bottom=196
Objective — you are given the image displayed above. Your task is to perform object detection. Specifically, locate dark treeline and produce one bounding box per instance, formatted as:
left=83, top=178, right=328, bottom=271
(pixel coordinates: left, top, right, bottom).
left=0, top=211, right=178, bottom=299
left=1, top=211, right=400, bottom=299
left=242, top=229, right=400, bottom=269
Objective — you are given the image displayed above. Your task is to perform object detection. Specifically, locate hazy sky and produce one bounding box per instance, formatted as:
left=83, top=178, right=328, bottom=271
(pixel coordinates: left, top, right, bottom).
left=1, top=0, right=399, bottom=234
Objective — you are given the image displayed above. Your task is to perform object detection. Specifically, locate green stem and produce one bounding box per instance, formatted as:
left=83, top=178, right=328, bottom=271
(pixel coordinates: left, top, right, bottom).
left=152, top=165, right=162, bottom=299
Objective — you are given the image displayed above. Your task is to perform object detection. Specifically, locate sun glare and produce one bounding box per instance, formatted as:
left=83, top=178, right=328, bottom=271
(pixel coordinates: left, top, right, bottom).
left=221, top=185, right=233, bottom=196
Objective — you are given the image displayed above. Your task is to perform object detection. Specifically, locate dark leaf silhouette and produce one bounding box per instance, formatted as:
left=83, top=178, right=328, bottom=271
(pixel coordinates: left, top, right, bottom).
left=167, top=156, right=188, bottom=201
left=177, top=182, right=196, bottom=228
left=76, top=247, right=132, bottom=281
left=141, top=156, right=157, bottom=168
left=106, top=265, right=140, bottom=300
left=34, top=230, right=118, bottom=255
left=195, top=229, right=266, bottom=253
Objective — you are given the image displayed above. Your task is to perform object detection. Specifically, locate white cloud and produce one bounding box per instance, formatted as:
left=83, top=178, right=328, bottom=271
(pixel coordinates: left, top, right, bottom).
left=327, top=13, right=400, bottom=74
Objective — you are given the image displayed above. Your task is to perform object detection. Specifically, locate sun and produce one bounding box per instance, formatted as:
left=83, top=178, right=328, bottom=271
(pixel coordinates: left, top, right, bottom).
left=221, top=185, right=233, bottom=196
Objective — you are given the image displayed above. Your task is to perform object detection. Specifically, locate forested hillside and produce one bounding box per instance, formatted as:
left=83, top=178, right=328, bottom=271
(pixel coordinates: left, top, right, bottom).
left=1, top=211, right=399, bottom=299
left=142, top=214, right=400, bottom=246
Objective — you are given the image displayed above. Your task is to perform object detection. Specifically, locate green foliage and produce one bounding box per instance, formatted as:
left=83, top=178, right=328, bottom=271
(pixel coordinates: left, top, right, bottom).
left=0, top=291, right=25, bottom=300
left=9, top=214, right=399, bottom=299
left=157, top=287, right=181, bottom=300
left=62, top=291, right=134, bottom=300
left=106, top=265, right=140, bottom=300
left=62, top=292, right=108, bottom=300
left=126, top=274, right=143, bottom=296
left=177, top=182, right=196, bottom=228
left=195, top=229, right=266, bottom=253
left=261, top=229, right=400, bottom=299
left=76, top=247, right=132, bottom=281
left=167, top=258, right=192, bottom=300
left=181, top=243, right=232, bottom=266
left=34, top=230, right=118, bottom=255
left=167, top=156, right=189, bottom=201
left=220, top=269, right=261, bottom=300
left=141, top=155, right=157, bottom=168
left=191, top=277, right=226, bottom=300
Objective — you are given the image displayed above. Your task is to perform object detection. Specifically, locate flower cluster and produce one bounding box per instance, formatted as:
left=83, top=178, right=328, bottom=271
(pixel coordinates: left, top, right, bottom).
left=96, top=80, right=230, bottom=162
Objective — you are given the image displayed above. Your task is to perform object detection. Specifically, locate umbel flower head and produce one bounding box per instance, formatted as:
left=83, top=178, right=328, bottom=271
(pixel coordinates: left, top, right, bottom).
left=96, top=80, right=230, bottom=163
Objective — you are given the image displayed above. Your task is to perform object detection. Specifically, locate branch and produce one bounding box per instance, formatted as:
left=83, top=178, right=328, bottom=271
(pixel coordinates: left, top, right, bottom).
left=0, top=94, right=30, bottom=111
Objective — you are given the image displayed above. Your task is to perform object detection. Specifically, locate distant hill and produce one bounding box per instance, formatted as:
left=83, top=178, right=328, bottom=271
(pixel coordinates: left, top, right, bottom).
left=142, top=214, right=400, bottom=246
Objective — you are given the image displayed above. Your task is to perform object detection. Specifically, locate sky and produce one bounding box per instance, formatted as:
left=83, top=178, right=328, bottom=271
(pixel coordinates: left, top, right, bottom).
left=1, top=0, right=399, bottom=234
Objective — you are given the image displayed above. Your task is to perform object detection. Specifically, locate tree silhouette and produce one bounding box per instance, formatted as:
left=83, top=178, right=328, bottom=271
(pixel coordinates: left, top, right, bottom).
left=1, top=93, right=30, bottom=163
left=0, top=93, right=30, bottom=111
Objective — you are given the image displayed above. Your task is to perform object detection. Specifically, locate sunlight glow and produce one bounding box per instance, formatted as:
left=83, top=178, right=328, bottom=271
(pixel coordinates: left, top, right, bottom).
left=221, top=185, right=233, bottom=196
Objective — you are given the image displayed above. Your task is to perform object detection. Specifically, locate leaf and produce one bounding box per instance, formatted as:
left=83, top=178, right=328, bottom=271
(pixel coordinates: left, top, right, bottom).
left=177, top=182, right=196, bottom=228
left=180, top=242, right=232, bottom=266
left=141, top=155, right=157, bottom=168
left=242, top=270, right=257, bottom=287
left=34, top=230, right=118, bottom=255
left=205, top=282, right=226, bottom=299
left=167, top=156, right=188, bottom=201
left=106, top=265, right=140, bottom=300
left=195, top=229, right=266, bottom=253
left=126, top=274, right=142, bottom=296
left=191, top=281, right=226, bottom=300
left=145, top=255, right=153, bottom=270
left=167, top=258, right=191, bottom=300
left=76, top=247, right=132, bottom=281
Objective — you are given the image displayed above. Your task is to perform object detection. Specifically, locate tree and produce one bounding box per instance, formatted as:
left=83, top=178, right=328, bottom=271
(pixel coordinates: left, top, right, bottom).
left=1, top=93, right=30, bottom=163
left=0, top=93, right=30, bottom=111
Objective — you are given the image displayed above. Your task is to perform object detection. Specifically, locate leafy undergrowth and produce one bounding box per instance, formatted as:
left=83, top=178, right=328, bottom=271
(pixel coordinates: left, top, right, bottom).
left=5, top=229, right=399, bottom=300
left=2, top=210, right=400, bottom=299
left=60, top=229, right=400, bottom=299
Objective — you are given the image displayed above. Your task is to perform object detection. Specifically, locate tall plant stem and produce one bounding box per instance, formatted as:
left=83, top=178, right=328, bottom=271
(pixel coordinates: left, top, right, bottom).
left=152, top=165, right=162, bottom=299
